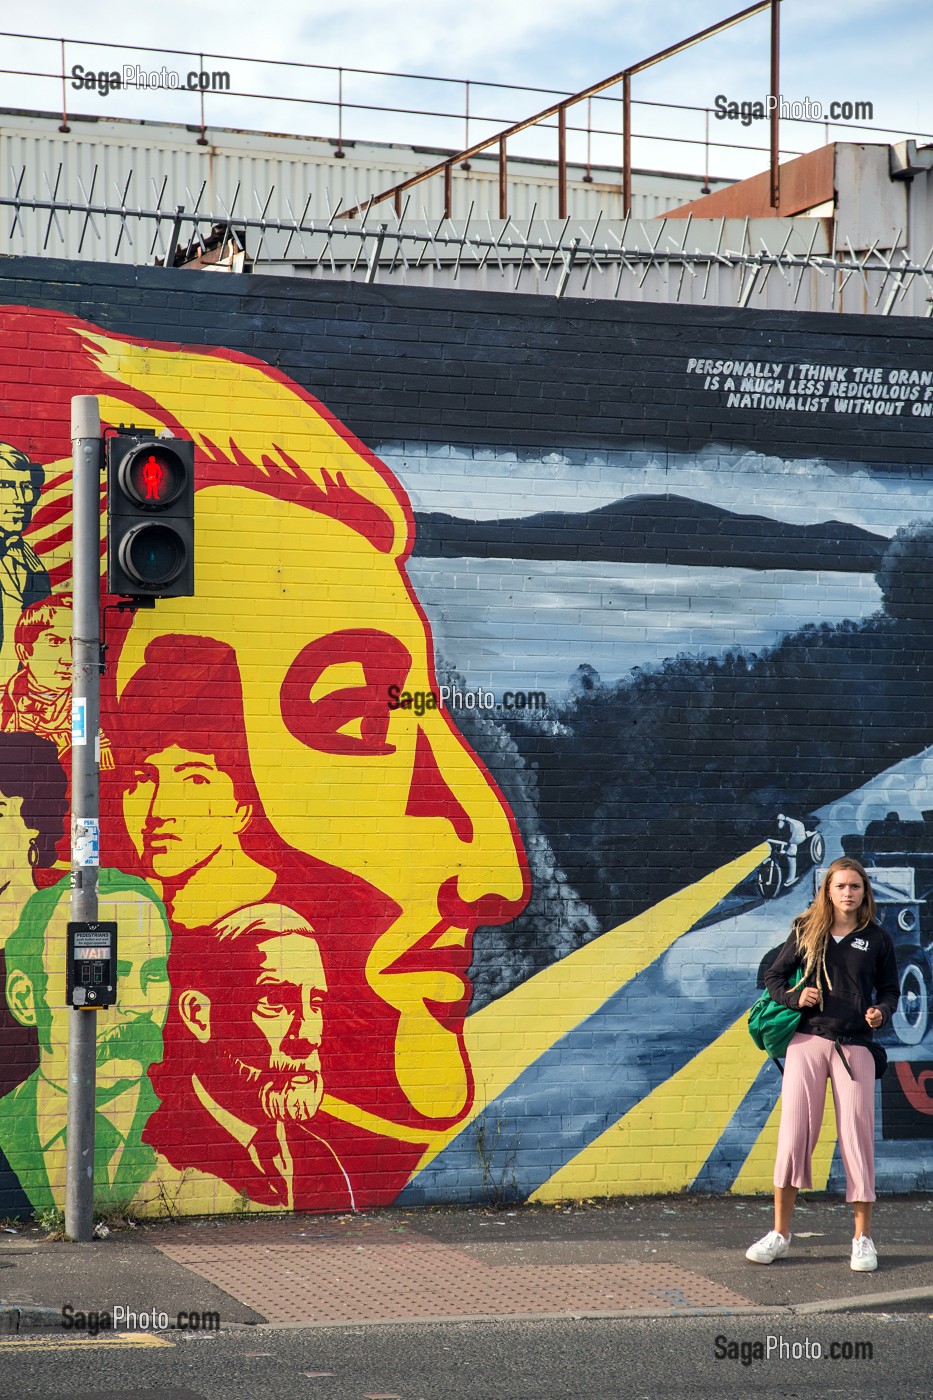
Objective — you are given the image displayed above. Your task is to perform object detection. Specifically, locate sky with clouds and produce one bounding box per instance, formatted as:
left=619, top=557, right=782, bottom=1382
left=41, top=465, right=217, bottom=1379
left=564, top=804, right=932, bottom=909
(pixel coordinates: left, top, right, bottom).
left=3, top=1, right=929, bottom=182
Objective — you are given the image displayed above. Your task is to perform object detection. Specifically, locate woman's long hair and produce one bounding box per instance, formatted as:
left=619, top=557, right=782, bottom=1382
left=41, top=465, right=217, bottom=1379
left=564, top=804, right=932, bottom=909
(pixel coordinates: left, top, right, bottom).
left=793, top=856, right=877, bottom=999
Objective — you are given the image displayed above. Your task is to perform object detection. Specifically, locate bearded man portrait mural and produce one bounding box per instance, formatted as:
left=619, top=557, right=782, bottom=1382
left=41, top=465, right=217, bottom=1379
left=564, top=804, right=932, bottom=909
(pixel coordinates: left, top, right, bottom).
left=0, top=307, right=530, bottom=1217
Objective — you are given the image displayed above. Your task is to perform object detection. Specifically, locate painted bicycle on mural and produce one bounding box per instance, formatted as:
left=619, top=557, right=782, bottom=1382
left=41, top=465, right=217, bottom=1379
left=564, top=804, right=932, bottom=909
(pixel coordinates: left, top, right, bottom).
left=756, top=814, right=825, bottom=900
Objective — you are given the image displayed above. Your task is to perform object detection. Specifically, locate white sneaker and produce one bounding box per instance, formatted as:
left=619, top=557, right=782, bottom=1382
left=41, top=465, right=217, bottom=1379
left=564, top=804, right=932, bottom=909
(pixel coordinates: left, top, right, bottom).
left=850, top=1235, right=878, bottom=1272
left=745, top=1229, right=791, bottom=1264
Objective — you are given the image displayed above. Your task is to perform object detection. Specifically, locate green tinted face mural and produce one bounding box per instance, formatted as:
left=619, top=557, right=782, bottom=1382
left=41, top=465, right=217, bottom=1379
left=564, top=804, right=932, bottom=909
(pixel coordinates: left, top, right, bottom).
left=1, top=872, right=170, bottom=1213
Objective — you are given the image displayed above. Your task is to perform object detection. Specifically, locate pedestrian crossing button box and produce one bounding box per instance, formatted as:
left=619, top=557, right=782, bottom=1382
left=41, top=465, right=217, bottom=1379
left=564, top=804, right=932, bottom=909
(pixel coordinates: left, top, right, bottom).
left=66, top=922, right=117, bottom=1008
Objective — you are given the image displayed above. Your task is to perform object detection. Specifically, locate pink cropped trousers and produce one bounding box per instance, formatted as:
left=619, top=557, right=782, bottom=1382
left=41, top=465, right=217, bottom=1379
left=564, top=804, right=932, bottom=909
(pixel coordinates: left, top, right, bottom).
left=774, top=1030, right=876, bottom=1202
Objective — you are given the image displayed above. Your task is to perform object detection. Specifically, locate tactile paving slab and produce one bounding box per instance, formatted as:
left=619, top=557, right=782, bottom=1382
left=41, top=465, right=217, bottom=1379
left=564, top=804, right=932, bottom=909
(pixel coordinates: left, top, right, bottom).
left=154, top=1217, right=754, bottom=1324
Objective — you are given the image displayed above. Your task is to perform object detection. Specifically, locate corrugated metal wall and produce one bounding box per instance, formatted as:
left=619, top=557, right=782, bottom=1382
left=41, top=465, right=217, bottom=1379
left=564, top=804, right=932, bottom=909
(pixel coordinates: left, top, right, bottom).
left=0, top=109, right=722, bottom=264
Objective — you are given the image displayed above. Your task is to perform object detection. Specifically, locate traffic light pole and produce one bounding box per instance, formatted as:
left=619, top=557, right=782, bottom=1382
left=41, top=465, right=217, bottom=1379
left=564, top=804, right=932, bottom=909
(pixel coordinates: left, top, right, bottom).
left=65, top=395, right=102, bottom=1243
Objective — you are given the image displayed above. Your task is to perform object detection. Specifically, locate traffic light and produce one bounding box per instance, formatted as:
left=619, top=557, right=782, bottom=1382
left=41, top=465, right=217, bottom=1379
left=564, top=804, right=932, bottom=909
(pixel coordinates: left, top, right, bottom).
left=106, top=433, right=195, bottom=597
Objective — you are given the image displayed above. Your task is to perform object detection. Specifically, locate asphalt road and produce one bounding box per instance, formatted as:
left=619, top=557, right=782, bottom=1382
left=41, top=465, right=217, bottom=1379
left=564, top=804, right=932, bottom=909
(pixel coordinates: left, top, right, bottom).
left=0, top=1312, right=928, bottom=1400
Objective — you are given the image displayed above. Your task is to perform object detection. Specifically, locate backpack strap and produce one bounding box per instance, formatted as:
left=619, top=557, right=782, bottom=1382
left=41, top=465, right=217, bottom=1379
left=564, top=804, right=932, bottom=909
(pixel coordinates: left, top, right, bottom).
left=832, top=1039, right=854, bottom=1078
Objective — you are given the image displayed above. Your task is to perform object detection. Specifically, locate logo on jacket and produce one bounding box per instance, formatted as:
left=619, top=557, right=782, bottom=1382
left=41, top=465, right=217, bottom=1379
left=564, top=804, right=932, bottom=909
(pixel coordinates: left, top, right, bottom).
left=852, top=937, right=869, bottom=951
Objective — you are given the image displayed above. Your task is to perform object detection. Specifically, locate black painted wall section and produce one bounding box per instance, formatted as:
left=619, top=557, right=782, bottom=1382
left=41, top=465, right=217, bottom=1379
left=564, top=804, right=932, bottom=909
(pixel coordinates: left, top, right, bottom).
left=2, top=254, right=932, bottom=462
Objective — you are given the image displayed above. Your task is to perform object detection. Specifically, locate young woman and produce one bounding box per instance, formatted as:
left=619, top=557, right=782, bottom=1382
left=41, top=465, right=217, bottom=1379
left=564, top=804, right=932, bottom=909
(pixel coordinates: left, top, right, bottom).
left=746, top=857, right=900, bottom=1272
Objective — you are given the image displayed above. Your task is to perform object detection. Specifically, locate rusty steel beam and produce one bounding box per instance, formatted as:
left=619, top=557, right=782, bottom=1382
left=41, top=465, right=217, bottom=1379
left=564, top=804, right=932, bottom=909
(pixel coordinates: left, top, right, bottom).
left=444, top=161, right=452, bottom=219
left=622, top=73, right=632, bottom=218
left=499, top=137, right=508, bottom=220
left=558, top=105, right=567, bottom=219
left=665, top=143, right=833, bottom=219
left=339, top=0, right=773, bottom=218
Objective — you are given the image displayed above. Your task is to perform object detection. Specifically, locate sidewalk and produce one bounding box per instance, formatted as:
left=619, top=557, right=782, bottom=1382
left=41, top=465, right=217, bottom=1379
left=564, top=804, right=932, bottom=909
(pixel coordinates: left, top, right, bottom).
left=2, top=1194, right=931, bottom=1333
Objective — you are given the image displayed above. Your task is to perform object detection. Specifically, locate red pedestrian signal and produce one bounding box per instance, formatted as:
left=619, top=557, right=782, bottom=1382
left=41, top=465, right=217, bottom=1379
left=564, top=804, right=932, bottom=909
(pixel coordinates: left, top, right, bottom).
left=141, top=454, right=163, bottom=501
left=106, top=434, right=195, bottom=598
left=121, top=446, right=186, bottom=509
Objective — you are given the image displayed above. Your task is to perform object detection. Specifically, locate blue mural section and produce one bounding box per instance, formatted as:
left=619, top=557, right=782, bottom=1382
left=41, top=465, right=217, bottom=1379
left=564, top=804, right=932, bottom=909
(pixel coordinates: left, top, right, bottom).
left=405, top=746, right=933, bottom=1202
left=388, top=437, right=933, bottom=1198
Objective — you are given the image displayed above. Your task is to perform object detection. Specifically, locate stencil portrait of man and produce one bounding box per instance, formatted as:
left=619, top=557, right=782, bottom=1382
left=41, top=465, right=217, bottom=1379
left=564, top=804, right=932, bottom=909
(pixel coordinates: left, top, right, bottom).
left=146, top=902, right=354, bottom=1211
left=0, top=444, right=49, bottom=688
left=1, top=594, right=72, bottom=760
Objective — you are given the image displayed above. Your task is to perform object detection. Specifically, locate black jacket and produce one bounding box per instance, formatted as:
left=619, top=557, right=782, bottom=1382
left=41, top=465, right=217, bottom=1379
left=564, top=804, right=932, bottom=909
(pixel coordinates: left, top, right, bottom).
left=764, top=919, right=900, bottom=1046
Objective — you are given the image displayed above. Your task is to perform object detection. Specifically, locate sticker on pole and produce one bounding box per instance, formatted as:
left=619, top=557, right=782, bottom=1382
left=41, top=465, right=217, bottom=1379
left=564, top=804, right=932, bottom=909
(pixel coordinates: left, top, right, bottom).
left=73, top=818, right=99, bottom=868
left=72, top=696, right=87, bottom=747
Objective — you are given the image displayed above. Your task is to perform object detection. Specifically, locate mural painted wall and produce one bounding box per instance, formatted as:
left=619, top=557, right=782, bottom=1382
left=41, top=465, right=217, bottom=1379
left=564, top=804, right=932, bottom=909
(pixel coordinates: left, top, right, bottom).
left=0, top=261, right=931, bottom=1220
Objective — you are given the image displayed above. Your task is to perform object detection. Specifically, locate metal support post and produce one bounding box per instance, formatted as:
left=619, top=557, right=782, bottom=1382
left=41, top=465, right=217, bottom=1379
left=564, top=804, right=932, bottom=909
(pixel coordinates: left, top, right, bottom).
left=622, top=72, right=632, bottom=218
left=770, top=0, right=780, bottom=209
left=59, top=38, right=70, bottom=133
left=336, top=68, right=345, bottom=157
left=197, top=53, right=208, bottom=146
left=65, top=394, right=102, bottom=1244
left=558, top=105, right=567, bottom=219
left=366, top=223, right=388, bottom=283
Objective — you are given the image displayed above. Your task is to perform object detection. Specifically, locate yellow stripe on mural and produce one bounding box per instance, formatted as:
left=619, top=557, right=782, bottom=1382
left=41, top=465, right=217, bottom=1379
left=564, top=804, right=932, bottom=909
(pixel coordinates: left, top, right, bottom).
left=732, top=1084, right=837, bottom=1194
left=530, top=1010, right=768, bottom=1201
left=411, top=843, right=769, bottom=1177
left=322, top=1094, right=442, bottom=1147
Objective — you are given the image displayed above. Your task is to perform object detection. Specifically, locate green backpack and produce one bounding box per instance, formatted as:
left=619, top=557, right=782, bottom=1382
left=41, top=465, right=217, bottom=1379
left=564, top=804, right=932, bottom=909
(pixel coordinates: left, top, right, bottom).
left=748, top=966, right=806, bottom=1062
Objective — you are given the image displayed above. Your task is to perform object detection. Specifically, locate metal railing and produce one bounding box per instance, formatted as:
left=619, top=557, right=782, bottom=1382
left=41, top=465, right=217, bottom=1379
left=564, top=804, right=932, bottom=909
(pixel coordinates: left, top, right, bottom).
left=341, top=0, right=779, bottom=220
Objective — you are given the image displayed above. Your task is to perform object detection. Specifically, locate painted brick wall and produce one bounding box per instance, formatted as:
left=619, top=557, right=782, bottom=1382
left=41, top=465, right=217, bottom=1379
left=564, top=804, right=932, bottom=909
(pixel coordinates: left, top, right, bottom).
left=0, top=256, right=931, bottom=1221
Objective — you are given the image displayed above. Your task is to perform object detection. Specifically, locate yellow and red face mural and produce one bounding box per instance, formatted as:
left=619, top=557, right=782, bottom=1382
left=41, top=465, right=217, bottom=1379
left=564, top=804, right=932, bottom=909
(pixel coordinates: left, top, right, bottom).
left=0, top=308, right=529, bottom=1216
